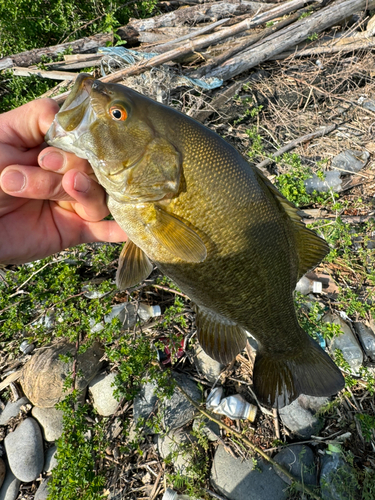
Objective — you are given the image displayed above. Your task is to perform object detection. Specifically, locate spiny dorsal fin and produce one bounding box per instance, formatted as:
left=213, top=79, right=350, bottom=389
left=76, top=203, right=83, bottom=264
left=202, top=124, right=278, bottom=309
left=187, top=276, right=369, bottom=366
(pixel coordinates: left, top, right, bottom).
left=146, top=206, right=207, bottom=263
left=194, top=305, right=247, bottom=365
left=254, top=168, right=329, bottom=279
left=116, top=240, right=153, bottom=290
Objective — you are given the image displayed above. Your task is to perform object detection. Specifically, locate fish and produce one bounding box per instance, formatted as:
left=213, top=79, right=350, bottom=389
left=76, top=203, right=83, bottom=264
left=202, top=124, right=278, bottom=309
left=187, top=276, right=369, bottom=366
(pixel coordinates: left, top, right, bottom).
left=45, top=73, right=345, bottom=408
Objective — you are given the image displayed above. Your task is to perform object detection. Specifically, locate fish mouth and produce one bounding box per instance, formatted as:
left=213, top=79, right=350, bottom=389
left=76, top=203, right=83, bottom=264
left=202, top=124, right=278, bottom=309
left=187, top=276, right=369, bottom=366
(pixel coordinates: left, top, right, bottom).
left=45, top=74, right=97, bottom=157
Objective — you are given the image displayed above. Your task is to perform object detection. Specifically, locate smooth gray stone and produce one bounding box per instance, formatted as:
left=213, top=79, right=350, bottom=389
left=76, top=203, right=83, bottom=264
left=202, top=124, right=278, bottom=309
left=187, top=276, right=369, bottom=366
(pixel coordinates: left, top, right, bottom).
left=89, top=372, right=119, bottom=416
left=273, top=444, right=316, bottom=485
left=0, top=397, right=29, bottom=426
left=4, top=418, right=44, bottom=482
left=193, top=346, right=223, bottom=383
left=133, top=381, right=158, bottom=434
left=161, top=372, right=201, bottom=430
left=211, top=445, right=287, bottom=500
left=279, top=395, right=328, bottom=438
left=32, top=406, right=63, bottom=442
left=43, top=445, right=57, bottom=473
left=193, top=417, right=220, bottom=442
left=35, top=477, right=51, bottom=500
left=320, top=452, right=357, bottom=500
left=0, top=469, right=20, bottom=500
left=157, top=429, right=196, bottom=475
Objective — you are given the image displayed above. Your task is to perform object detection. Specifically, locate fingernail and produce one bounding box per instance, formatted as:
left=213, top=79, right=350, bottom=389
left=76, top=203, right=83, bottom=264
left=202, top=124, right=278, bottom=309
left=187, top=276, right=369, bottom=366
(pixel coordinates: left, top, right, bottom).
left=74, top=172, right=90, bottom=193
left=40, top=151, right=65, bottom=171
left=1, top=170, right=26, bottom=192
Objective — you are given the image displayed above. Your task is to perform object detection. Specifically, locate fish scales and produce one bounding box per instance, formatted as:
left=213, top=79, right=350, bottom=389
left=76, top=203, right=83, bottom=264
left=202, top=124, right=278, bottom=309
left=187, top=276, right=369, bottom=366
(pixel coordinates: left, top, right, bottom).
left=46, top=74, right=345, bottom=408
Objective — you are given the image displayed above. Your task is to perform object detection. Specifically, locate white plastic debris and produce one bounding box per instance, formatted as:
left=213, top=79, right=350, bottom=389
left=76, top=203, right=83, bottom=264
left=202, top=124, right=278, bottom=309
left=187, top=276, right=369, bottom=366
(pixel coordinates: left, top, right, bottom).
left=162, top=489, right=178, bottom=500
left=353, top=322, right=375, bottom=361
left=206, top=387, right=257, bottom=422
left=323, top=312, right=363, bottom=375
left=304, top=171, right=342, bottom=194
left=331, top=149, right=369, bottom=174
left=82, top=285, right=109, bottom=299
left=91, top=302, right=161, bottom=333
left=295, top=276, right=322, bottom=294
left=19, top=341, right=35, bottom=355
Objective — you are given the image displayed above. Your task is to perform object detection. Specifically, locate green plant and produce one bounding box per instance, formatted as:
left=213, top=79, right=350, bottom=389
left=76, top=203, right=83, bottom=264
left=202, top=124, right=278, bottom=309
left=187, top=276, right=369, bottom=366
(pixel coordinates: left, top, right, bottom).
left=48, top=393, right=107, bottom=500
left=307, top=32, right=319, bottom=42
left=356, top=413, right=375, bottom=443
left=275, top=153, right=312, bottom=206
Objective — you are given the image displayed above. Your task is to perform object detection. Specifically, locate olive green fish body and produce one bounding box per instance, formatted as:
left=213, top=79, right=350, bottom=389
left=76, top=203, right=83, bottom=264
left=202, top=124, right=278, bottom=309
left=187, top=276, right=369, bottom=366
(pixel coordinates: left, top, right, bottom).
left=46, top=75, right=344, bottom=407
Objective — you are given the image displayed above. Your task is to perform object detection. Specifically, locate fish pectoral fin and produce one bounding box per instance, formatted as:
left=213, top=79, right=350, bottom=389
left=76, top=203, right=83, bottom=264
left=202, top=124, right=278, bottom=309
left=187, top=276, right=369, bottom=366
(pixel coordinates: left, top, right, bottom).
left=253, top=335, right=345, bottom=408
left=254, top=168, right=329, bottom=278
left=195, top=306, right=247, bottom=365
left=116, top=240, right=154, bottom=290
left=147, top=206, right=207, bottom=263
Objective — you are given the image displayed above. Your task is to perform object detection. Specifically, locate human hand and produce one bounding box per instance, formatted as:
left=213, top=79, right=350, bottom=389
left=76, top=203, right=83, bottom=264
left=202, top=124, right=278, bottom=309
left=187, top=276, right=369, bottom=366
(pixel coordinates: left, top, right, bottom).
left=0, top=98, right=127, bottom=265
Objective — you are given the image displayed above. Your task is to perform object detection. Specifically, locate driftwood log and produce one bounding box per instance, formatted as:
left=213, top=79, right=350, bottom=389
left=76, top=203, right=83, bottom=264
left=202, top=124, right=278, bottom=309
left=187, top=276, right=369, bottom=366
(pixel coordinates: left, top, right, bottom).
left=205, top=0, right=375, bottom=80
left=50, top=0, right=313, bottom=104
left=0, top=0, right=270, bottom=70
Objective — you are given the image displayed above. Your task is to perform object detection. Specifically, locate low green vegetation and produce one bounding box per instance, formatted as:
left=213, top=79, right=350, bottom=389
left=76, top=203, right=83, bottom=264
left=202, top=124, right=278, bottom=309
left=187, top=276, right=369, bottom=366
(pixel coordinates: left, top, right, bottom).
left=0, top=0, right=157, bottom=58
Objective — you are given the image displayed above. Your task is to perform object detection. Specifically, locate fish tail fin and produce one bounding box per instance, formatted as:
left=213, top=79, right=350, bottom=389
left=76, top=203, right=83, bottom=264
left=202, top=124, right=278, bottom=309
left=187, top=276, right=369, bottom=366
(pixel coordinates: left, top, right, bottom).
left=253, top=336, right=345, bottom=408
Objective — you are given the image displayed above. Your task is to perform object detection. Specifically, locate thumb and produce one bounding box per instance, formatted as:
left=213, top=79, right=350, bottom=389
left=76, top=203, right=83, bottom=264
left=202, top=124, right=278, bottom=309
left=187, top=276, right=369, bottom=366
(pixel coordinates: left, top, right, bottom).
left=0, top=98, right=59, bottom=149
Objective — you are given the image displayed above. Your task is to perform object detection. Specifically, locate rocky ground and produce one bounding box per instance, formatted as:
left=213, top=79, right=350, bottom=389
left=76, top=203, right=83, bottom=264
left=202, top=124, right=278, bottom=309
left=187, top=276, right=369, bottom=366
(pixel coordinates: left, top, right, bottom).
left=1, top=2, right=375, bottom=500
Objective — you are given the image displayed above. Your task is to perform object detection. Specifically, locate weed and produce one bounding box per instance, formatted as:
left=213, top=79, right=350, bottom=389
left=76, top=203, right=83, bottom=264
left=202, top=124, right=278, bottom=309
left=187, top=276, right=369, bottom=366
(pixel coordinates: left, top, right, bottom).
left=48, top=394, right=107, bottom=500
left=307, top=33, right=319, bottom=42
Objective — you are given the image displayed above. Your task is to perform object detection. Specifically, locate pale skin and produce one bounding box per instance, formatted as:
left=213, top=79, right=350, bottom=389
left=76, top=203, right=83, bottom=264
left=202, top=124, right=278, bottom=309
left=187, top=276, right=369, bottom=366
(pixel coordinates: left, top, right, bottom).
left=0, top=98, right=127, bottom=265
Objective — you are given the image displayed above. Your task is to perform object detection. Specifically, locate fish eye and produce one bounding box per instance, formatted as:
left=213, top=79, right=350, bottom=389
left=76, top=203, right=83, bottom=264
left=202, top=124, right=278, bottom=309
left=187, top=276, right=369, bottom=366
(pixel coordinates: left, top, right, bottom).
left=109, top=106, right=127, bottom=121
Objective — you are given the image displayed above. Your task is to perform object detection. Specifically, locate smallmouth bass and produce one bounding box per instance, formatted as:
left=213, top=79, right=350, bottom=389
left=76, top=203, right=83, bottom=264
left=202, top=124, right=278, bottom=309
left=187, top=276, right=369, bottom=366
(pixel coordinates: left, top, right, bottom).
left=46, top=74, right=344, bottom=408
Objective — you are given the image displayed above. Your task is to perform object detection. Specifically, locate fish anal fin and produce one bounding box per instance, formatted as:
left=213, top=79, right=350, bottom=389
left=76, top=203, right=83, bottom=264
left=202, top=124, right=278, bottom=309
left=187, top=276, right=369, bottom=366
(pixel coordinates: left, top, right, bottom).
left=116, top=240, right=153, bottom=290
left=195, top=305, right=247, bottom=365
left=254, top=168, right=329, bottom=278
left=147, top=206, right=207, bottom=263
left=253, top=336, right=345, bottom=408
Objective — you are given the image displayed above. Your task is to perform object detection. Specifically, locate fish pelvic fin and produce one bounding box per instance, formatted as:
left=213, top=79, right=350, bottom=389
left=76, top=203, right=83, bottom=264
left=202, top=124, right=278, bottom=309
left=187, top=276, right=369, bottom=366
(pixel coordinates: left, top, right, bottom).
left=116, top=240, right=154, bottom=290
left=253, top=336, right=345, bottom=408
left=254, top=169, right=329, bottom=278
left=195, top=305, right=247, bottom=365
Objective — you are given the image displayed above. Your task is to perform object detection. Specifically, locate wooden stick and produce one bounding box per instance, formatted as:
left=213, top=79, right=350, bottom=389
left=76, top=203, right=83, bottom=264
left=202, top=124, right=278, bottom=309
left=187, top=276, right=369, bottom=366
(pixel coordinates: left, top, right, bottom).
left=270, top=35, right=375, bottom=59
left=193, top=7, right=304, bottom=78
left=206, top=0, right=375, bottom=81
left=0, top=33, right=113, bottom=71
left=175, top=382, right=324, bottom=500
left=52, top=0, right=313, bottom=104
left=255, top=123, right=338, bottom=173
left=10, top=67, right=78, bottom=81
left=126, top=1, right=272, bottom=33
left=147, top=17, right=230, bottom=53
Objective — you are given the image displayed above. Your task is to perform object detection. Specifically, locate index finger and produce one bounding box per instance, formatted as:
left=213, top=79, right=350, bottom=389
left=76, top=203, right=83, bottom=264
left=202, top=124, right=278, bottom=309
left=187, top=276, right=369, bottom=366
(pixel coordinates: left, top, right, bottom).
left=0, top=98, right=59, bottom=149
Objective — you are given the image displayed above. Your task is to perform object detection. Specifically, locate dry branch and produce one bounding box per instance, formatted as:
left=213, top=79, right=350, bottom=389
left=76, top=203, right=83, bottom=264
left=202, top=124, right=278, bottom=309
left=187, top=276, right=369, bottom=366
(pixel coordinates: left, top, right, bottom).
left=0, top=33, right=113, bottom=71
left=256, top=123, right=339, bottom=172
left=205, top=0, right=375, bottom=81
left=126, top=1, right=271, bottom=32
left=194, top=6, right=307, bottom=77
left=270, top=35, right=375, bottom=59
left=148, top=17, right=231, bottom=53
left=10, top=67, right=78, bottom=81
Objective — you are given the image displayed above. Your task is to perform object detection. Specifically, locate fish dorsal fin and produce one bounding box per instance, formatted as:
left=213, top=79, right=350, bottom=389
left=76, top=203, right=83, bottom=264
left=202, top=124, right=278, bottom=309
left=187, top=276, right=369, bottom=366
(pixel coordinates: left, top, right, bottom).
left=195, top=305, right=247, bottom=365
left=146, top=206, right=207, bottom=263
left=254, top=168, right=329, bottom=279
left=116, top=240, right=154, bottom=290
